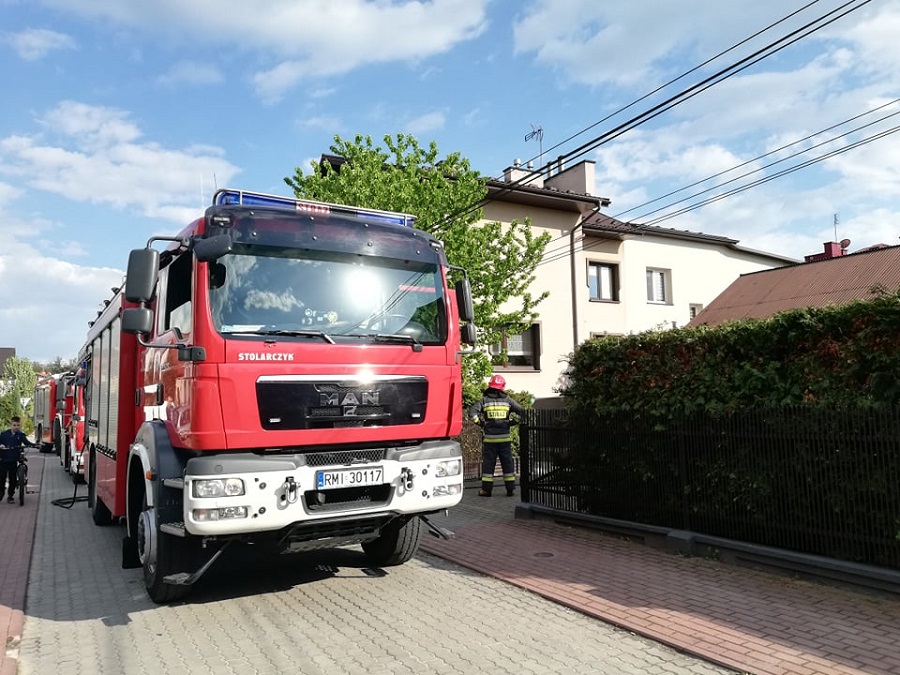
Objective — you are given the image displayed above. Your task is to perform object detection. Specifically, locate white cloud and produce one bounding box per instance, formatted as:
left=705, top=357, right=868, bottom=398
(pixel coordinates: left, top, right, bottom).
left=0, top=225, right=123, bottom=362
left=1, top=101, right=240, bottom=222
left=4, top=28, right=75, bottom=60
left=156, top=61, right=224, bottom=87
left=404, top=111, right=446, bottom=135
left=35, top=0, right=489, bottom=100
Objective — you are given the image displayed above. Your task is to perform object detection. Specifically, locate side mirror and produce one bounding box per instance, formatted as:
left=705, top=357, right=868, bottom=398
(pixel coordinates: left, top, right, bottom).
left=454, top=278, right=475, bottom=324
left=125, top=249, right=160, bottom=303
left=122, top=307, right=154, bottom=335
left=460, top=323, right=477, bottom=346
left=193, top=234, right=233, bottom=262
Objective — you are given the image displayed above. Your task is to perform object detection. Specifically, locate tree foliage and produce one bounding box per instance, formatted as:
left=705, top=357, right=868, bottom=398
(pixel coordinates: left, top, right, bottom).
left=0, top=356, right=38, bottom=432
left=285, top=134, right=552, bottom=402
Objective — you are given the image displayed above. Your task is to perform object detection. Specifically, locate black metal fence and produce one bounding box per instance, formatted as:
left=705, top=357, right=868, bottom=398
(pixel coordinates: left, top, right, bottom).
left=519, top=406, right=900, bottom=570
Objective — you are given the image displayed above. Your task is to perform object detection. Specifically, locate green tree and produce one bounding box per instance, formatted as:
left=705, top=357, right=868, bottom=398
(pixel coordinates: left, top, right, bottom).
left=1, top=356, right=38, bottom=433
left=285, top=134, right=551, bottom=403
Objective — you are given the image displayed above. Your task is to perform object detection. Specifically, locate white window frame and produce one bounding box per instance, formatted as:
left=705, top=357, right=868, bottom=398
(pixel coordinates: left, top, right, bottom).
left=646, top=268, right=670, bottom=305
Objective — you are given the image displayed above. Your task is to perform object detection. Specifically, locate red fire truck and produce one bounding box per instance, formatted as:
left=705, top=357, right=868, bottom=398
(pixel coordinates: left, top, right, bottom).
left=34, top=373, right=69, bottom=455
left=61, top=370, right=87, bottom=481
left=34, top=372, right=86, bottom=479
left=80, top=189, right=476, bottom=602
left=33, top=375, right=59, bottom=452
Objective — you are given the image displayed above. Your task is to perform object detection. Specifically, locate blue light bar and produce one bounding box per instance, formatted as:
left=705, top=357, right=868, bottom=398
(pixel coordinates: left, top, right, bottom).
left=213, top=189, right=416, bottom=227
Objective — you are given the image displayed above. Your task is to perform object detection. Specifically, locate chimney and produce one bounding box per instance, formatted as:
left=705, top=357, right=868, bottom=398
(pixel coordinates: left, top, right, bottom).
left=503, top=159, right=543, bottom=188
left=803, top=241, right=848, bottom=263
left=543, top=160, right=595, bottom=196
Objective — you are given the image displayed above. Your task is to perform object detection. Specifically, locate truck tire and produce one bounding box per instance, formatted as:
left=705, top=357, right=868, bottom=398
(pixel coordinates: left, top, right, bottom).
left=89, top=450, right=113, bottom=526
left=361, top=517, right=422, bottom=566
left=36, top=424, right=45, bottom=453
left=138, top=493, right=195, bottom=604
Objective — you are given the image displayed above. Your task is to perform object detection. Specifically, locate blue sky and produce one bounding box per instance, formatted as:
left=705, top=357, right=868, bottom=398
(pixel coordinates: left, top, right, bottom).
left=2, top=0, right=899, bottom=362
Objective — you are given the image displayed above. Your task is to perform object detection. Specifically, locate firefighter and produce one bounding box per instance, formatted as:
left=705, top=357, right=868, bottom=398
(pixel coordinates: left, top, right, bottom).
left=467, top=375, right=525, bottom=497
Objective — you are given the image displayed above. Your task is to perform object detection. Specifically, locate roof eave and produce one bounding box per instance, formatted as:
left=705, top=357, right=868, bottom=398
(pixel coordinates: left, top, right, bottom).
left=486, top=181, right=607, bottom=214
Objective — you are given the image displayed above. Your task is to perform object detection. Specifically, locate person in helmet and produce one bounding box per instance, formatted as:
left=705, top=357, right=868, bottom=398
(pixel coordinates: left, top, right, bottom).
left=466, top=375, right=525, bottom=497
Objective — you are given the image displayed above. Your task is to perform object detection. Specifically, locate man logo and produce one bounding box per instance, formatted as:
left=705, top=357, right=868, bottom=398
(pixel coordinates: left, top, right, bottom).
left=320, top=391, right=379, bottom=407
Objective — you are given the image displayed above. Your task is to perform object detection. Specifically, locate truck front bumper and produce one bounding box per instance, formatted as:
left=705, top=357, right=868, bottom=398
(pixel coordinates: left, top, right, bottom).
left=180, top=439, right=463, bottom=536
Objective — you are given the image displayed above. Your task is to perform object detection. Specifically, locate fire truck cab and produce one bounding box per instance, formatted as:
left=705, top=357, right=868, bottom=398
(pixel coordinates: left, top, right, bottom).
left=82, top=189, right=476, bottom=602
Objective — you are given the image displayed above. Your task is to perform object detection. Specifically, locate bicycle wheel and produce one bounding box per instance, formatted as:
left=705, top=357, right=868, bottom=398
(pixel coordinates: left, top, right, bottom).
left=17, top=464, right=26, bottom=506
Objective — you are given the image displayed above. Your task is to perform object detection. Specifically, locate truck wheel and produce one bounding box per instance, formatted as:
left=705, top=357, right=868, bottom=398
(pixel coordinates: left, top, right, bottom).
left=36, top=425, right=45, bottom=452
left=89, top=451, right=113, bottom=526
left=137, top=494, right=195, bottom=604
left=361, top=517, right=422, bottom=566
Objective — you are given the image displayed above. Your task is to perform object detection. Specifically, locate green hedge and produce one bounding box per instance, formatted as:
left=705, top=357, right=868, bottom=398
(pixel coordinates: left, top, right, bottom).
left=562, top=290, right=900, bottom=414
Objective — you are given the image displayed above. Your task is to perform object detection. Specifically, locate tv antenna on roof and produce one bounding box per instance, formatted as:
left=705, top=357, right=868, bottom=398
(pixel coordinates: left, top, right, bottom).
left=525, top=124, right=543, bottom=166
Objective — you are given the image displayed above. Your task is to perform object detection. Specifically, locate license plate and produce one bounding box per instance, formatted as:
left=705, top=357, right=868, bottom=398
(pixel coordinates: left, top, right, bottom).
left=316, top=466, right=384, bottom=490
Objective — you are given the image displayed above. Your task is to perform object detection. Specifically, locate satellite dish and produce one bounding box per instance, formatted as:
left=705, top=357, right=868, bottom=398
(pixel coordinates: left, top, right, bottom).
left=839, top=238, right=851, bottom=249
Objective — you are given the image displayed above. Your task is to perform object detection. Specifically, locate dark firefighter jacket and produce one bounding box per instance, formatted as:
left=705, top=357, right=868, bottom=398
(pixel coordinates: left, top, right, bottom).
left=466, top=388, right=525, bottom=443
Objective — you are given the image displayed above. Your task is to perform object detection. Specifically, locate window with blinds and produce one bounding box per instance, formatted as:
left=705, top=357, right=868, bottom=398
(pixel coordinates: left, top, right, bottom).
left=489, top=324, right=541, bottom=369
left=646, top=268, right=669, bottom=304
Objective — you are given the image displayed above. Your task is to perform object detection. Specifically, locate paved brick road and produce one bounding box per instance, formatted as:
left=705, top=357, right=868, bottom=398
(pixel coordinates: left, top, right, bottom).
left=10, top=456, right=732, bottom=675
left=422, top=487, right=900, bottom=675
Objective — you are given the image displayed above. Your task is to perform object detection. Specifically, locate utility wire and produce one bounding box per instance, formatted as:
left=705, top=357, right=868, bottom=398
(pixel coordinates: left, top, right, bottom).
left=532, top=120, right=900, bottom=270
left=438, top=0, right=871, bottom=228
left=536, top=105, right=900, bottom=267
left=614, top=97, right=900, bottom=219
left=641, top=122, right=900, bottom=227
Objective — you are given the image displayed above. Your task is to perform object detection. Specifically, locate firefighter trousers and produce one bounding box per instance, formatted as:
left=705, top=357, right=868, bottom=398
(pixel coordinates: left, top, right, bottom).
left=481, top=441, right=516, bottom=495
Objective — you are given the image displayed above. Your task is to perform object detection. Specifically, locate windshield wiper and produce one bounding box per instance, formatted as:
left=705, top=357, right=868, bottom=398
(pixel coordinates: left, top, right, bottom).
left=226, top=329, right=335, bottom=344
left=372, top=333, right=423, bottom=352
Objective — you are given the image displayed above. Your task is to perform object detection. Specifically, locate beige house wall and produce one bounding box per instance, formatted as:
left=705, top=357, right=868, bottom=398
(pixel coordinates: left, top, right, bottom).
left=479, top=204, right=789, bottom=401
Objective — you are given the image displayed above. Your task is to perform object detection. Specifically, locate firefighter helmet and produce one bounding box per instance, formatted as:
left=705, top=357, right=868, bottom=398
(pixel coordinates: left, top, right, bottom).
left=488, top=374, right=506, bottom=391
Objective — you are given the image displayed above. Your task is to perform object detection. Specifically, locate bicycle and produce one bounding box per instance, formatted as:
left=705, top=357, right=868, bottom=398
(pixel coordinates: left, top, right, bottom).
left=16, top=448, right=28, bottom=506
left=0, top=444, right=29, bottom=506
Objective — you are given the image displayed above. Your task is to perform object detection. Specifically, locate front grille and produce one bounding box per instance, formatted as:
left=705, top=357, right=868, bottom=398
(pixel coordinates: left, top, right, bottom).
left=304, top=449, right=385, bottom=467
left=304, top=484, right=392, bottom=512
left=257, top=376, right=428, bottom=430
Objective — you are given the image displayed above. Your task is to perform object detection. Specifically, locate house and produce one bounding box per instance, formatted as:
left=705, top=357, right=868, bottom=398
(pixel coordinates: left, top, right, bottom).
left=687, top=242, right=900, bottom=328
left=312, top=152, right=795, bottom=401
left=481, top=160, right=796, bottom=401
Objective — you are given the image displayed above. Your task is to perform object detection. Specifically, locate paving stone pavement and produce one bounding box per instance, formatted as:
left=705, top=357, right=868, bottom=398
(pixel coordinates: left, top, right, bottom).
left=421, top=484, right=900, bottom=675
left=8, top=452, right=734, bottom=675
left=6, top=456, right=900, bottom=674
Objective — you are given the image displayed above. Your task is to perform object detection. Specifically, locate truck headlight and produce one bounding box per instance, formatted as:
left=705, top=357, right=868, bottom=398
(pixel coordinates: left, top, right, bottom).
left=435, top=459, right=461, bottom=477
left=193, top=506, right=249, bottom=521
left=192, top=478, right=245, bottom=498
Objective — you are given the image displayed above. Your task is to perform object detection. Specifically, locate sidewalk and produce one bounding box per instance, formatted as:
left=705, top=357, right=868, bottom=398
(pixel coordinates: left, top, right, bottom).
left=421, top=483, right=900, bottom=675
left=0, top=451, right=43, bottom=675
left=4, top=463, right=900, bottom=675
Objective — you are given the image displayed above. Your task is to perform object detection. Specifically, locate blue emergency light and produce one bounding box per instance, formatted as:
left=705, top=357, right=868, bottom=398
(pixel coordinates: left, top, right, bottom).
left=213, top=189, right=416, bottom=227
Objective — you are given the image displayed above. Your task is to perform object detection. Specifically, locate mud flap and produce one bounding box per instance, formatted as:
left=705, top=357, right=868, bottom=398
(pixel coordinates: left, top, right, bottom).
left=122, top=535, right=140, bottom=569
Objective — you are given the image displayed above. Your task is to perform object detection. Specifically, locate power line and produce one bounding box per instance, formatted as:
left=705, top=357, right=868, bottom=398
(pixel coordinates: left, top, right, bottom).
left=529, top=103, right=900, bottom=270
left=439, top=0, right=871, bottom=228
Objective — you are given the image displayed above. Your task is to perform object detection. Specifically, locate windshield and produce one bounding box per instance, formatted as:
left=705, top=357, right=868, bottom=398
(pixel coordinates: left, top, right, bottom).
left=208, top=246, right=447, bottom=344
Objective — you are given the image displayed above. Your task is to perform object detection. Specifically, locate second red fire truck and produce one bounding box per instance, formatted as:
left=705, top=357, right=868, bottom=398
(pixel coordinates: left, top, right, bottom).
left=79, top=189, right=476, bottom=602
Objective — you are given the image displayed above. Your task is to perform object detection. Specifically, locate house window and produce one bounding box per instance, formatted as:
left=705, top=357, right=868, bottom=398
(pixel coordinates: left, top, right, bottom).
left=689, top=303, right=703, bottom=320
left=646, top=268, right=670, bottom=304
left=588, top=262, right=619, bottom=301
left=489, top=324, right=541, bottom=370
